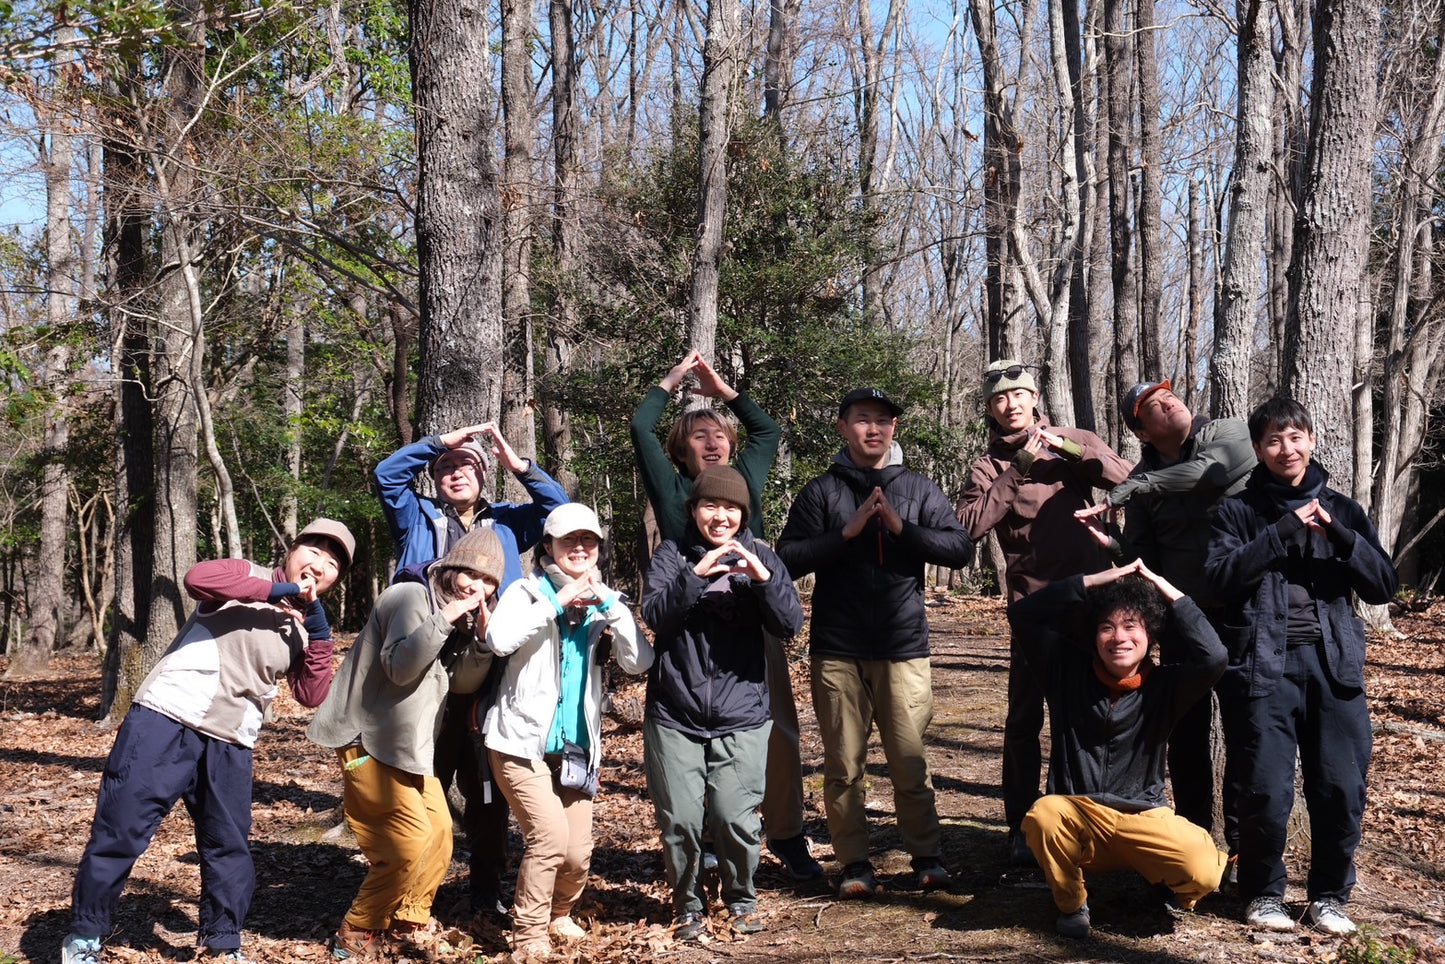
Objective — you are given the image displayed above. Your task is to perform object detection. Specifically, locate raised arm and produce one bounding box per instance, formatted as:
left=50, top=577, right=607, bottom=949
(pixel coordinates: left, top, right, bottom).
left=1107, top=419, right=1255, bottom=508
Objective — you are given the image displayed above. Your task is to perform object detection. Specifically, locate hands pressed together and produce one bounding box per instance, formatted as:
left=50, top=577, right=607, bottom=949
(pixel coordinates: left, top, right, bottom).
left=438, top=421, right=529, bottom=474
left=658, top=349, right=739, bottom=402
left=844, top=486, right=903, bottom=540
left=693, top=539, right=772, bottom=583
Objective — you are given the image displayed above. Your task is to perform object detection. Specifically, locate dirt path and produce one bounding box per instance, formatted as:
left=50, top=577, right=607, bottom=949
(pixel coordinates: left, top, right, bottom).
left=3, top=593, right=1443, bottom=962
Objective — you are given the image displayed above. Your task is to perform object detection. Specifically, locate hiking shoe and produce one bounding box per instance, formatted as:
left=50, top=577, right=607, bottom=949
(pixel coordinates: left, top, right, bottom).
left=471, top=889, right=511, bottom=920
left=61, top=934, right=102, bottom=964
left=702, top=847, right=719, bottom=872
left=1307, top=898, right=1357, bottom=936
left=837, top=861, right=879, bottom=899
left=1246, top=896, right=1296, bottom=931
left=200, top=952, right=251, bottom=963
left=768, top=834, right=825, bottom=880
left=548, top=915, right=587, bottom=941
left=1008, top=831, right=1037, bottom=867
left=1056, top=903, right=1091, bottom=938
left=912, top=856, right=953, bottom=891
left=330, top=921, right=380, bottom=960
left=511, top=937, right=553, bottom=962
left=727, top=902, right=765, bottom=934
left=672, top=911, right=706, bottom=942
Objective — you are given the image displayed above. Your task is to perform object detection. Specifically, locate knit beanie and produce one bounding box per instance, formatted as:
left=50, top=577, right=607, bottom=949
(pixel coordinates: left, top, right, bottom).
left=431, top=525, right=505, bottom=587
left=983, top=358, right=1038, bottom=398
left=687, top=465, right=751, bottom=524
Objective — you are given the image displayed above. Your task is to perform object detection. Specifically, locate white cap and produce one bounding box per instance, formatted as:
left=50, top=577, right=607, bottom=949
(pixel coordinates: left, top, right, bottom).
left=543, top=503, right=605, bottom=540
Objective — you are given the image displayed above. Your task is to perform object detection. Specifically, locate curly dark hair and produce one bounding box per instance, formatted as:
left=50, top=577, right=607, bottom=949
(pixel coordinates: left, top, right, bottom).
left=1087, top=573, right=1166, bottom=641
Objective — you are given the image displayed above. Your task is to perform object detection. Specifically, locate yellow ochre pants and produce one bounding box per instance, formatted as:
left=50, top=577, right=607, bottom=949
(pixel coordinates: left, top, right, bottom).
left=1022, top=794, right=1228, bottom=914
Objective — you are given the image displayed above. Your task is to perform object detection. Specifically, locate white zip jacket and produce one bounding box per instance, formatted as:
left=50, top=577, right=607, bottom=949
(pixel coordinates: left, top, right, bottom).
left=483, top=570, right=653, bottom=769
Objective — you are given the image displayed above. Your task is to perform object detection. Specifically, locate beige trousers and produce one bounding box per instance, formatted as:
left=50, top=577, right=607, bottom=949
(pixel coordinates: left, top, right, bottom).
left=490, top=749, right=594, bottom=946
left=1022, top=794, right=1229, bottom=914
left=337, top=745, right=452, bottom=931
left=809, top=656, right=940, bottom=866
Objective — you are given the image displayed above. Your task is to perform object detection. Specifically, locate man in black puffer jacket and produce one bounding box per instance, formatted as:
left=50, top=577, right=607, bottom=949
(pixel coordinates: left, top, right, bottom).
left=778, top=387, right=974, bottom=899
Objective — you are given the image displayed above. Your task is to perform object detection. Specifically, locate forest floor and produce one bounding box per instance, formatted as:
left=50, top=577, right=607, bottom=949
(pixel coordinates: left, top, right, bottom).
left=2, top=593, right=1443, bottom=964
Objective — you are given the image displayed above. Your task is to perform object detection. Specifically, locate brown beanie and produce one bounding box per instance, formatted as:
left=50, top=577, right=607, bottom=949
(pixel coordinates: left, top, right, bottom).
left=687, top=466, right=751, bottom=524
left=431, top=526, right=506, bottom=587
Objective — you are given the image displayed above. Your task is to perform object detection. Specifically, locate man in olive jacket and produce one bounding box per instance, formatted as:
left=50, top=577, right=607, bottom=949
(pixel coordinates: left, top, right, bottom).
left=778, top=388, right=974, bottom=899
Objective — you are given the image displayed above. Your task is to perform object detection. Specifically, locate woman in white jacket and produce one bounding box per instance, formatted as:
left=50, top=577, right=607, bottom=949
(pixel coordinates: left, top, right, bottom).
left=485, top=503, right=653, bottom=962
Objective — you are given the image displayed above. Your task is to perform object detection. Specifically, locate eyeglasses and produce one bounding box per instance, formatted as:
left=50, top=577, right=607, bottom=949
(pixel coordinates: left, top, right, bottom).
left=984, top=365, right=1026, bottom=384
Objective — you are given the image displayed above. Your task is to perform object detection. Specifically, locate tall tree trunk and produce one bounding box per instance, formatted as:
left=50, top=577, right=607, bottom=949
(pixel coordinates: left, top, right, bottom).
left=500, top=0, right=538, bottom=500
left=1039, top=0, right=1081, bottom=420
left=688, top=0, right=741, bottom=360
left=544, top=0, right=580, bottom=483
left=101, top=80, right=153, bottom=720
left=1268, top=0, right=1307, bottom=388
left=145, top=0, right=205, bottom=658
left=854, top=0, right=905, bottom=324
left=410, top=0, right=506, bottom=437
left=1212, top=0, right=1273, bottom=419
left=1085, top=1, right=1119, bottom=447
left=1133, top=0, right=1163, bottom=379
left=19, top=21, right=79, bottom=674
left=1282, top=0, right=1379, bottom=492
left=1184, top=179, right=1203, bottom=413
left=763, top=0, right=799, bottom=134
left=1104, top=0, right=1139, bottom=400
left=282, top=319, right=304, bottom=538
left=1065, top=0, right=1098, bottom=431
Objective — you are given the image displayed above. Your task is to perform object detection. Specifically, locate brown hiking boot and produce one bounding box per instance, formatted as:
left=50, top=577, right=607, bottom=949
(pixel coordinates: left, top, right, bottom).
left=330, top=921, right=380, bottom=961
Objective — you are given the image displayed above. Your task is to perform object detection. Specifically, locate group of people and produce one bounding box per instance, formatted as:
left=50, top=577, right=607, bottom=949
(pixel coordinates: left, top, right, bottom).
left=58, top=351, right=1395, bottom=964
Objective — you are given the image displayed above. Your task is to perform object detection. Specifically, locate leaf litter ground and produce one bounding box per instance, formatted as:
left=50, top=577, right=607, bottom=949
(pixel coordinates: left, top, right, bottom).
left=3, top=593, right=1443, bottom=963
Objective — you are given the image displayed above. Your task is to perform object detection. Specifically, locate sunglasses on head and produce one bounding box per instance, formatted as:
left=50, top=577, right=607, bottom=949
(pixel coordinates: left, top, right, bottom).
left=984, top=365, right=1027, bottom=383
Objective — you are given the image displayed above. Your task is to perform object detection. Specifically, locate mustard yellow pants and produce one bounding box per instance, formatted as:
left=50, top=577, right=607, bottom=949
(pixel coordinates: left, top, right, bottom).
left=337, top=746, right=453, bottom=931
left=1022, top=794, right=1228, bottom=914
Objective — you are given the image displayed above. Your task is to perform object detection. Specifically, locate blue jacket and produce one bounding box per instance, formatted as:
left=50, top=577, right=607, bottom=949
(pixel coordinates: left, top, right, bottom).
left=1204, top=463, right=1397, bottom=697
left=374, top=435, right=569, bottom=589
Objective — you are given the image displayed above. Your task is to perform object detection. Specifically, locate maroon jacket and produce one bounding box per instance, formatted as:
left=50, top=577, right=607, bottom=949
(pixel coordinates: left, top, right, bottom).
left=956, top=418, right=1132, bottom=601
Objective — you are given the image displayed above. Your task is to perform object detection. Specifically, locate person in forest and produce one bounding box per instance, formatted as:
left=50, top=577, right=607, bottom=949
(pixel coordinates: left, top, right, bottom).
left=374, top=421, right=568, bottom=917
left=630, top=349, right=823, bottom=880
left=642, top=467, right=805, bottom=941
left=309, top=526, right=505, bottom=961
left=1205, top=397, right=1397, bottom=936
left=1009, top=561, right=1230, bottom=939
left=1076, top=380, right=1256, bottom=846
left=61, top=519, right=355, bottom=964
left=955, top=359, right=1132, bottom=863
left=483, top=503, right=654, bottom=963
left=777, top=388, right=974, bottom=898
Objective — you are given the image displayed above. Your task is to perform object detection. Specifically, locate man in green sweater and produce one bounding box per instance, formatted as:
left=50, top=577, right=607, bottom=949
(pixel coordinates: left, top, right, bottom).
left=630, top=349, right=822, bottom=880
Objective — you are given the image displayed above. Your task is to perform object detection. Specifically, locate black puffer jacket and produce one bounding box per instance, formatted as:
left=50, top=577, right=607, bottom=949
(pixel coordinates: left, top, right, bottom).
left=1009, top=574, right=1226, bottom=813
left=642, top=528, right=804, bottom=738
left=777, top=454, right=974, bottom=661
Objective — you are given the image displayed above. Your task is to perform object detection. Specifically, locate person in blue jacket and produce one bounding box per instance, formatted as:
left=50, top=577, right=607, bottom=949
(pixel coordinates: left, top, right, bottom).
left=1205, top=396, right=1397, bottom=938
left=374, top=421, right=568, bottom=917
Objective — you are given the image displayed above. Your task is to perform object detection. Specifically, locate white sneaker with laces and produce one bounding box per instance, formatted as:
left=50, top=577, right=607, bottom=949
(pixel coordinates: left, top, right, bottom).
left=61, top=934, right=102, bottom=964
left=1307, top=898, right=1357, bottom=936
left=1246, top=896, right=1296, bottom=931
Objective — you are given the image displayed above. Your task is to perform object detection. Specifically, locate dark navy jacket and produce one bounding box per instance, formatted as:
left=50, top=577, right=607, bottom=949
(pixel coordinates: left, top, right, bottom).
left=1205, top=463, right=1397, bottom=697
left=642, top=528, right=803, bottom=738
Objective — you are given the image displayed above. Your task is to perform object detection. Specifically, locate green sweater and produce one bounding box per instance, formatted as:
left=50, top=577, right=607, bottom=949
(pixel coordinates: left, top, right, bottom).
left=629, top=385, right=781, bottom=540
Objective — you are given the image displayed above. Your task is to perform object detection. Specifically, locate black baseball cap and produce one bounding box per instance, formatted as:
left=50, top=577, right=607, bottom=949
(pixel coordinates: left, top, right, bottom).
left=1121, top=379, right=1171, bottom=430
left=837, top=387, right=904, bottom=419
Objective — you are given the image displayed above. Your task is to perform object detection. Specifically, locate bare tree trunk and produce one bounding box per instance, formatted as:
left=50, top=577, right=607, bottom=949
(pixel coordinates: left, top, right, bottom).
left=144, top=0, right=206, bottom=657
left=688, top=0, right=741, bottom=360
left=543, top=0, right=580, bottom=483
left=410, top=0, right=506, bottom=436
left=1085, top=1, right=1119, bottom=447
left=501, top=0, right=538, bottom=500
left=764, top=0, right=800, bottom=133
left=1103, top=0, right=1140, bottom=424
left=18, top=21, right=79, bottom=674
left=1212, top=0, right=1273, bottom=420
left=1064, top=0, right=1098, bottom=431
left=282, top=319, right=303, bottom=537
left=1185, top=180, right=1203, bottom=413
left=1282, top=0, right=1379, bottom=492
left=1268, top=0, right=1307, bottom=388
left=1133, top=0, right=1164, bottom=379
left=101, top=79, right=154, bottom=720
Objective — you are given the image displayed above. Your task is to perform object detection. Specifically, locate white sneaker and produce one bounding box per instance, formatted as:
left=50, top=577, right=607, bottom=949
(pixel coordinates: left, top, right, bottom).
left=548, top=915, right=587, bottom=941
left=1246, top=896, right=1296, bottom=931
left=1307, top=898, right=1357, bottom=936
left=61, top=934, right=102, bottom=964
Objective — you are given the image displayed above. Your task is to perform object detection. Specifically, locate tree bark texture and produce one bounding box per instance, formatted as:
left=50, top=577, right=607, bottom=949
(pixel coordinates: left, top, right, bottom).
left=1282, top=0, right=1380, bottom=492
left=1134, top=0, right=1164, bottom=379
left=1212, top=0, right=1272, bottom=420
left=409, top=0, right=505, bottom=438
left=543, top=0, right=579, bottom=483
left=688, top=0, right=741, bottom=361
left=1104, top=0, right=1139, bottom=399
left=500, top=0, right=538, bottom=500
